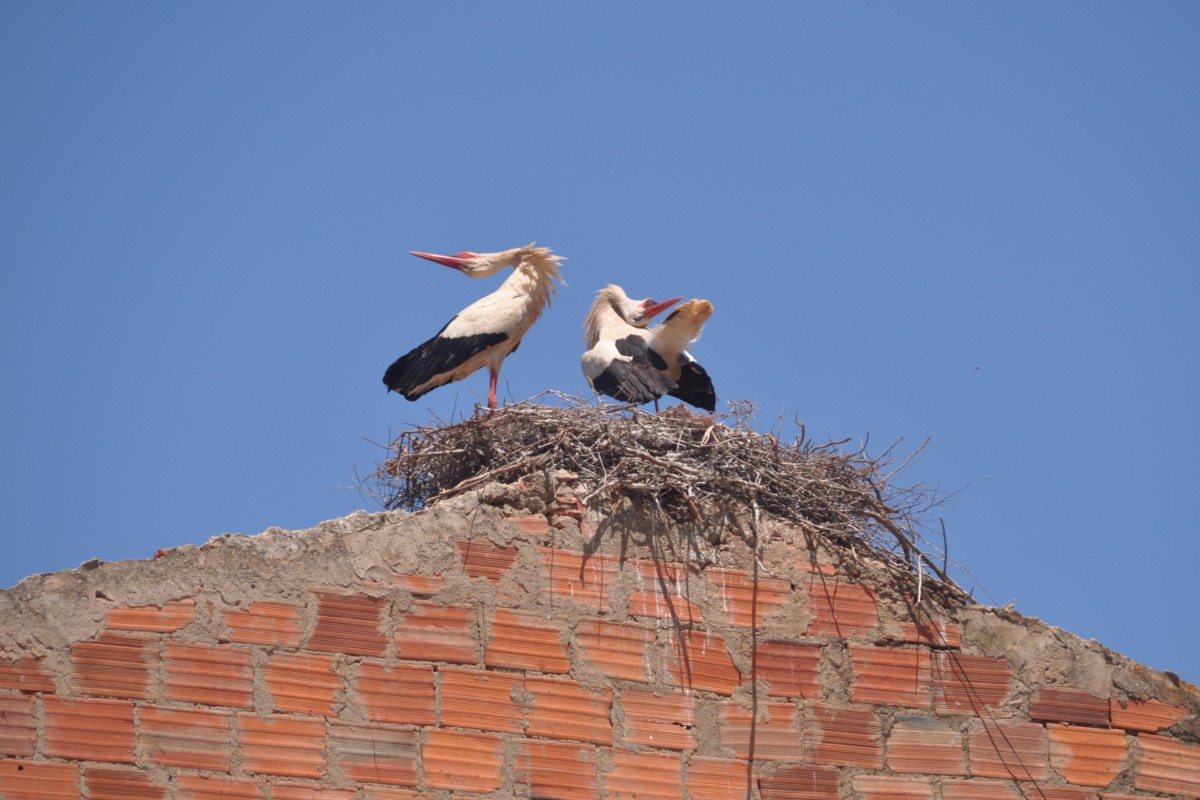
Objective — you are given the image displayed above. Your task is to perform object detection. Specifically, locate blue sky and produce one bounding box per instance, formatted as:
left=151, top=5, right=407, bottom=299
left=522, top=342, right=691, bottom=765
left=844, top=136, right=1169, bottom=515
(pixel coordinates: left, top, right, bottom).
left=2, top=4, right=1197, bottom=683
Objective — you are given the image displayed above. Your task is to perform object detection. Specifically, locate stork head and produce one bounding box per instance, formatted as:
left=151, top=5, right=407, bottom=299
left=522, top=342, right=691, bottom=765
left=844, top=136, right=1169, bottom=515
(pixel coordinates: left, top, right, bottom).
left=617, top=287, right=681, bottom=328
left=595, top=285, right=681, bottom=327
left=632, top=295, right=682, bottom=327
left=410, top=245, right=535, bottom=279
left=582, top=284, right=678, bottom=348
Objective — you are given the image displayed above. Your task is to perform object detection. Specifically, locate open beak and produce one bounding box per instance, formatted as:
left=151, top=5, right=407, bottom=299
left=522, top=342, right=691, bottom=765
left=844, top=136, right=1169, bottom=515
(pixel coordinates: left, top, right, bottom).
left=643, top=297, right=682, bottom=321
left=410, top=251, right=470, bottom=271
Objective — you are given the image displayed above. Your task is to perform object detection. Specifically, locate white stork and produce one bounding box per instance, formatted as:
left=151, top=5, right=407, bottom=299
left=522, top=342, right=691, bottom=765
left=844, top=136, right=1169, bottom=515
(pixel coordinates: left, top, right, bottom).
left=383, top=243, right=565, bottom=408
left=581, top=284, right=717, bottom=411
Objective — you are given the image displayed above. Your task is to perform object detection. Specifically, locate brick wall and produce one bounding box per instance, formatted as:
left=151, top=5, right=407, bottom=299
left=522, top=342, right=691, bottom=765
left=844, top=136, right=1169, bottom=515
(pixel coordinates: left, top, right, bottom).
left=1, top=488, right=1197, bottom=799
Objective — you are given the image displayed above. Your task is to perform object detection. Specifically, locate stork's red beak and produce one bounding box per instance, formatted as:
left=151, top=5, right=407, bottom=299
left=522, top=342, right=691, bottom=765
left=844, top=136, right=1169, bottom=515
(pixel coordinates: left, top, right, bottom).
left=410, top=251, right=474, bottom=271
left=643, top=297, right=682, bottom=320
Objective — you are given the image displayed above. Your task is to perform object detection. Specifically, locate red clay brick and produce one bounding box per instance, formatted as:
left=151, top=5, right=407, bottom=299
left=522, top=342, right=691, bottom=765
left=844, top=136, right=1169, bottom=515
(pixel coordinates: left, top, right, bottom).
left=165, top=642, right=253, bottom=708
left=603, top=748, right=683, bottom=800
left=238, top=713, right=325, bottom=779
left=484, top=607, right=570, bottom=673
left=0, top=655, right=55, bottom=692
left=1047, top=724, right=1128, bottom=787
left=221, top=601, right=304, bottom=646
left=423, top=728, right=504, bottom=793
left=1110, top=697, right=1189, bottom=733
left=266, top=651, right=340, bottom=715
left=394, top=601, right=476, bottom=664
left=759, top=765, right=840, bottom=800
left=439, top=666, right=524, bottom=733
left=894, top=619, right=961, bottom=648
left=106, top=598, right=196, bottom=632
left=510, top=513, right=550, bottom=534
left=575, top=619, right=655, bottom=683
left=849, top=644, right=932, bottom=708
left=621, top=689, right=696, bottom=751
left=1029, top=687, right=1110, bottom=727
left=629, top=559, right=701, bottom=621
left=968, top=719, right=1048, bottom=781
left=329, top=720, right=419, bottom=786
left=84, top=765, right=166, bottom=799
left=527, top=676, right=612, bottom=746
left=793, top=556, right=839, bottom=576
left=539, top=547, right=620, bottom=612
left=457, top=539, right=520, bottom=584
left=385, top=573, right=447, bottom=596
left=1134, top=733, right=1200, bottom=797
left=721, top=700, right=801, bottom=760
left=933, top=651, right=1011, bottom=714
left=941, top=779, right=1021, bottom=800
left=273, top=785, right=357, bottom=800
left=519, top=739, right=599, bottom=800
left=686, top=757, right=749, bottom=800
left=665, top=630, right=741, bottom=695
left=355, top=661, right=435, bottom=726
left=853, top=774, right=934, bottom=800
left=751, top=640, right=821, bottom=699
left=801, top=703, right=883, bottom=768
left=309, top=591, right=389, bottom=657
left=360, top=790, right=427, bottom=800
left=72, top=632, right=155, bottom=699
left=176, top=773, right=267, bottom=800
left=805, top=577, right=878, bottom=637
left=140, top=706, right=231, bottom=771
left=0, top=759, right=80, bottom=800
left=887, top=715, right=966, bottom=775
left=1021, top=785, right=1102, bottom=800
left=0, top=694, right=36, bottom=756
left=43, top=695, right=135, bottom=763
left=704, top=565, right=793, bottom=627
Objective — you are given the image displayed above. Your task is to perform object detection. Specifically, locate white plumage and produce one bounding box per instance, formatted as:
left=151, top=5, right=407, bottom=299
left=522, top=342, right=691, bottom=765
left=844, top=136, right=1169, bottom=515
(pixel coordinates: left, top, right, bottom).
left=581, top=284, right=716, bottom=411
left=383, top=244, right=564, bottom=408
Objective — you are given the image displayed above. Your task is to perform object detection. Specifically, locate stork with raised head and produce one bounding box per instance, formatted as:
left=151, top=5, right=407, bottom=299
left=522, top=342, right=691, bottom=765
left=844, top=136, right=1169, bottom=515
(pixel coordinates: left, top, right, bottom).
left=581, top=284, right=717, bottom=411
left=383, top=243, right=565, bottom=409
left=648, top=297, right=717, bottom=412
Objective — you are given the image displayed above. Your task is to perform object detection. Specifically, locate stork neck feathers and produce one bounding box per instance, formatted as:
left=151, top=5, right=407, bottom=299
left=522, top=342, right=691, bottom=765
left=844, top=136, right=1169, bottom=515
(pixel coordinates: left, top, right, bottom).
left=494, top=244, right=565, bottom=328
left=512, top=244, right=565, bottom=290
left=583, top=285, right=639, bottom=348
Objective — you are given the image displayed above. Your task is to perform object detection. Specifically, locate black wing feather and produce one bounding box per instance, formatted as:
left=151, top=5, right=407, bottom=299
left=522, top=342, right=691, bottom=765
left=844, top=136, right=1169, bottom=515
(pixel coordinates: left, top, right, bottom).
left=666, top=357, right=716, bottom=412
left=383, top=316, right=508, bottom=400
left=593, top=335, right=676, bottom=404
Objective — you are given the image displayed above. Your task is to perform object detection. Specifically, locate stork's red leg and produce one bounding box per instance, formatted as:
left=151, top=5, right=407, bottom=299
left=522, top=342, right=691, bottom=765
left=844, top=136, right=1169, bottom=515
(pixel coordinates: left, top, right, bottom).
left=488, top=366, right=499, bottom=409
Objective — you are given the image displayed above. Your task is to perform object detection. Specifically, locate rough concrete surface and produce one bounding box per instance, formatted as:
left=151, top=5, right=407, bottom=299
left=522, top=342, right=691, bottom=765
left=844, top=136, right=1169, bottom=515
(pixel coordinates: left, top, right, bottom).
left=1, top=481, right=1198, bottom=799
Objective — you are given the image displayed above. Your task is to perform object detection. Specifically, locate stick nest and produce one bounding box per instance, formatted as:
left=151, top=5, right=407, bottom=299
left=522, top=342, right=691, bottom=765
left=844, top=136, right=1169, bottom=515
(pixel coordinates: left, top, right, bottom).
left=364, top=393, right=969, bottom=606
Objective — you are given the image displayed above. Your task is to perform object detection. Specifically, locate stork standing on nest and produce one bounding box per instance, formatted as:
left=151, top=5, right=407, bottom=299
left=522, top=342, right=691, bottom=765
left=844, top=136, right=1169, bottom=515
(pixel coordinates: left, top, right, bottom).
left=383, top=244, right=565, bottom=409
left=581, top=284, right=717, bottom=411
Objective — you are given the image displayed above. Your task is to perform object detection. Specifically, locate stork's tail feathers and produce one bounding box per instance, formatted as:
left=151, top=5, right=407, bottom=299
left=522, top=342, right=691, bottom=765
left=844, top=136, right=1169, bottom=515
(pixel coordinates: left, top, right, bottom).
left=384, top=328, right=510, bottom=402
left=383, top=351, right=427, bottom=400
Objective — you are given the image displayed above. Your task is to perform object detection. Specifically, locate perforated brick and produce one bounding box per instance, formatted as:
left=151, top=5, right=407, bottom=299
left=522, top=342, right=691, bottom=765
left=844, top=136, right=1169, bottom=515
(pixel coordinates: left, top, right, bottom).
left=71, top=632, right=154, bottom=700
left=140, top=706, right=232, bottom=771
left=423, top=729, right=504, bottom=793
left=0, top=759, right=80, bottom=800
left=43, top=696, right=135, bottom=763
left=721, top=701, right=801, bottom=760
